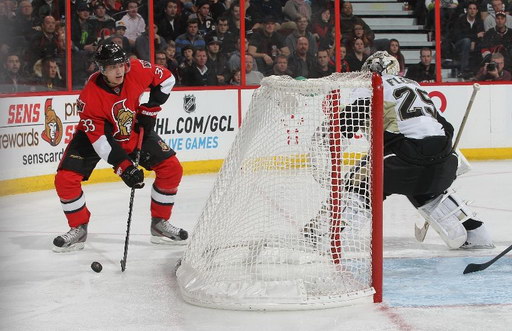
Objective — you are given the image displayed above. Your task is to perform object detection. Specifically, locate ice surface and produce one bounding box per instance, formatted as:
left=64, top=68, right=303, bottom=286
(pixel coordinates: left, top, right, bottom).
left=0, top=161, right=511, bottom=330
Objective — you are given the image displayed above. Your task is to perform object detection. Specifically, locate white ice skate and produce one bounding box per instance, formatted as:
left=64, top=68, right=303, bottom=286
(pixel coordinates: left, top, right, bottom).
left=150, top=218, right=188, bottom=245
left=53, top=224, right=88, bottom=252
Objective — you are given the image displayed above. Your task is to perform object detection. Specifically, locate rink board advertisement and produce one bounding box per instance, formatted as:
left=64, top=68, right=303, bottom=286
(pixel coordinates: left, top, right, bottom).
left=0, top=90, right=238, bottom=181
left=0, top=84, right=511, bottom=184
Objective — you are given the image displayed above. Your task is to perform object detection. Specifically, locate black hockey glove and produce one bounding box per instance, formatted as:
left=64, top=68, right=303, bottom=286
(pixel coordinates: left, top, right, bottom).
left=134, top=104, right=161, bottom=134
left=115, top=160, right=145, bottom=189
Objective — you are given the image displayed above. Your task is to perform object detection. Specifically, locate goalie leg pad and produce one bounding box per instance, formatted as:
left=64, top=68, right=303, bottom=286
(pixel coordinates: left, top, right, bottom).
left=417, top=190, right=470, bottom=249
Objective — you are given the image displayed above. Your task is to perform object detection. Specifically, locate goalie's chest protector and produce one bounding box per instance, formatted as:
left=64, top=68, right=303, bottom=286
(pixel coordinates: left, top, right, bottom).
left=381, top=74, right=445, bottom=139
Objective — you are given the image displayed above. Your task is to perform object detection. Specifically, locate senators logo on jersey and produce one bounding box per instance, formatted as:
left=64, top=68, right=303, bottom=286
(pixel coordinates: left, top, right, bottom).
left=111, top=99, right=134, bottom=141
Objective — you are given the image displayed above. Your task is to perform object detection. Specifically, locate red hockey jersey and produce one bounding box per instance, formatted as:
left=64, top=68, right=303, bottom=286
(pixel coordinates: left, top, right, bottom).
left=76, top=59, right=175, bottom=165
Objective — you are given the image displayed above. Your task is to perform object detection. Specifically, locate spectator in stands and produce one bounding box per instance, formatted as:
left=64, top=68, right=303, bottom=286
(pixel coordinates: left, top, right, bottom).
left=481, top=11, right=512, bottom=69
left=157, top=0, right=185, bottom=42
left=164, top=41, right=180, bottom=79
left=112, top=21, right=131, bottom=50
left=272, top=54, right=293, bottom=76
left=32, top=0, right=64, bottom=23
left=71, top=3, right=98, bottom=53
left=181, top=47, right=218, bottom=86
left=135, top=24, right=168, bottom=61
left=245, top=53, right=264, bottom=85
left=388, top=39, right=405, bottom=76
left=484, top=0, right=512, bottom=31
left=13, top=1, right=39, bottom=42
left=451, top=1, right=485, bottom=78
left=228, top=68, right=241, bottom=85
left=205, top=16, right=237, bottom=57
left=285, top=15, right=318, bottom=58
left=309, top=49, right=335, bottom=78
left=33, top=56, right=65, bottom=91
left=27, top=15, right=59, bottom=68
left=319, top=25, right=335, bottom=59
left=340, top=1, right=374, bottom=44
left=248, top=15, right=290, bottom=75
left=175, top=18, right=206, bottom=62
left=155, top=50, right=168, bottom=68
left=205, top=35, right=228, bottom=84
left=345, top=37, right=368, bottom=71
left=177, top=44, right=195, bottom=85
left=91, top=2, right=116, bottom=34
left=475, top=52, right=512, bottom=80
left=227, top=1, right=241, bottom=36
left=340, top=45, right=351, bottom=72
left=480, top=0, right=507, bottom=21
left=188, top=0, right=215, bottom=37
left=311, top=7, right=331, bottom=43
left=227, top=37, right=248, bottom=73
left=287, top=36, right=316, bottom=78
left=120, top=0, right=146, bottom=48
left=283, top=0, right=312, bottom=25
left=348, top=23, right=374, bottom=55
left=0, top=53, right=31, bottom=93
left=405, top=47, right=436, bottom=82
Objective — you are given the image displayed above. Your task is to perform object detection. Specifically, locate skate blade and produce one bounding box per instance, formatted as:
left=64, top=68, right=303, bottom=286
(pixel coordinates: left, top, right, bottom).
left=52, top=242, right=85, bottom=253
left=150, top=235, right=188, bottom=246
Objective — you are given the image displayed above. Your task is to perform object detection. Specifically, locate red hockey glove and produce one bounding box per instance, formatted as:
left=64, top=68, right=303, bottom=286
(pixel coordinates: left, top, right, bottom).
left=135, top=104, right=162, bottom=134
left=115, top=160, right=144, bottom=189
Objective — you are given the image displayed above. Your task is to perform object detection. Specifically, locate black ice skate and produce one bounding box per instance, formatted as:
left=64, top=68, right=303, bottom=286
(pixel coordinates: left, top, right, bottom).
left=53, top=224, right=88, bottom=252
left=150, top=218, right=188, bottom=245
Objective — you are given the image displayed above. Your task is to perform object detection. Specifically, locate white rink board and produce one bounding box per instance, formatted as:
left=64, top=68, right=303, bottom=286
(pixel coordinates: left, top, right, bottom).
left=0, top=90, right=239, bottom=180
left=0, top=84, right=511, bottom=181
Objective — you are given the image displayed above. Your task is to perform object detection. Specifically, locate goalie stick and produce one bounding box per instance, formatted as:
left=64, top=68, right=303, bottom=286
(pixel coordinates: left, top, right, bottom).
left=463, top=244, right=512, bottom=274
left=120, top=127, right=144, bottom=272
left=414, top=83, right=480, bottom=242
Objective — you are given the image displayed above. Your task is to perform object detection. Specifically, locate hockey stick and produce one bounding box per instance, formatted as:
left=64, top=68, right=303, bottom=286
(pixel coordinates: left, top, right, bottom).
left=414, top=83, right=481, bottom=242
left=463, top=244, right=512, bottom=274
left=120, top=127, right=145, bottom=272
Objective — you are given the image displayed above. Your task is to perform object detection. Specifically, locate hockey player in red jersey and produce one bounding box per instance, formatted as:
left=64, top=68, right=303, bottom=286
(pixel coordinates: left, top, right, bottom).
left=53, top=42, right=188, bottom=252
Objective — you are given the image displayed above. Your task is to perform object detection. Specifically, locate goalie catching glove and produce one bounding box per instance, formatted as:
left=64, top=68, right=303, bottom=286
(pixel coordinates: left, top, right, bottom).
left=135, top=104, right=162, bottom=134
left=115, top=159, right=145, bottom=189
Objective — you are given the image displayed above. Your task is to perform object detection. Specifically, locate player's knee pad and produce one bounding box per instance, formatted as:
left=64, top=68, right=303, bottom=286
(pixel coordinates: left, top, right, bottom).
left=54, top=170, right=83, bottom=200
left=417, top=189, right=470, bottom=248
left=153, top=155, right=183, bottom=190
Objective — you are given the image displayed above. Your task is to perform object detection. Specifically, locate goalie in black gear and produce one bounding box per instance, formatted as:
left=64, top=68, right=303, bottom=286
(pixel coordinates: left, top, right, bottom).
left=306, top=51, right=494, bottom=250
left=366, top=51, right=493, bottom=249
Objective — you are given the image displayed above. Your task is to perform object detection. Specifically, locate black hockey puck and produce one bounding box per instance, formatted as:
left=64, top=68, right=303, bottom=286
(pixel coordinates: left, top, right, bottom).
left=91, top=261, right=102, bottom=273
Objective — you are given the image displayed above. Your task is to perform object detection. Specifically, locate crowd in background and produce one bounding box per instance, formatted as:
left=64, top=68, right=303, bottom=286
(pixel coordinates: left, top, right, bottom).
left=0, top=0, right=511, bottom=93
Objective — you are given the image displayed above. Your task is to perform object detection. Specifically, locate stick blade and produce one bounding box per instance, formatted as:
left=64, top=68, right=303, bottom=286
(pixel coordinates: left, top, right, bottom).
left=463, top=263, right=485, bottom=274
left=120, top=259, right=126, bottom=272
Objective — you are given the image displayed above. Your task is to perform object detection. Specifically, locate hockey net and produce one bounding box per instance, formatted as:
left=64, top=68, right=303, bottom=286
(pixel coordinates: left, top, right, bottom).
left=176, top=72, right=383, bottom=310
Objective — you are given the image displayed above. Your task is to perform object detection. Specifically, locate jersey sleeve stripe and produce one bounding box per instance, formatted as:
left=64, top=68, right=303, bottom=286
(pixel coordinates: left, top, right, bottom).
left=159, top=75, right=176, bottom=95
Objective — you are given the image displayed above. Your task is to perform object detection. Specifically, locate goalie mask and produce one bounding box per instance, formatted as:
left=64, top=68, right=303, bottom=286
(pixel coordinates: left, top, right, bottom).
left=361, top=51, right=400, bottom=75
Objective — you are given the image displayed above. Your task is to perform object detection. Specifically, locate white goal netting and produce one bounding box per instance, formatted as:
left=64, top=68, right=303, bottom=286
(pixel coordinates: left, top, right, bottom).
left=176, top=73, right=381, bottom=310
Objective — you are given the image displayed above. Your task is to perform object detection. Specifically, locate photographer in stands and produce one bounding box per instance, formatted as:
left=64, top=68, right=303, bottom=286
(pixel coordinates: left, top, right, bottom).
left=474, top=52, right=511, bottom=80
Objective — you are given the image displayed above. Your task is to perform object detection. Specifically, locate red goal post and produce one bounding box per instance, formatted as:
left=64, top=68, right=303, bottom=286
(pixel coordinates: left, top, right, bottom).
left=176, top=72, right=384, bottom=310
